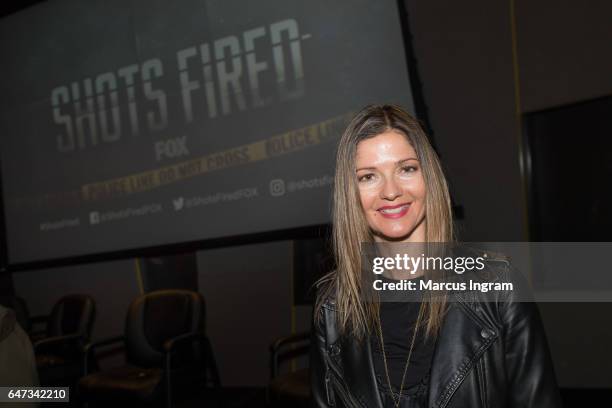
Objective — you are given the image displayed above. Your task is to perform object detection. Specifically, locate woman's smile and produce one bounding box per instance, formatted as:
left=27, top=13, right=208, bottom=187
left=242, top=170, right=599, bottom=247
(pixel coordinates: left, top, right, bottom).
left=377, top=203, right=411, bottom=218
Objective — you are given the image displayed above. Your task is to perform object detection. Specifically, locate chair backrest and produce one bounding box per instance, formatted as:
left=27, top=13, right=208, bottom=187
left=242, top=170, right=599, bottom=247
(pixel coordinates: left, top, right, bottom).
left=124, top=289, right=205, bottom=368
left=47, top=294, right=96, bottom=339
left=0, top=296, right=30, bottom=333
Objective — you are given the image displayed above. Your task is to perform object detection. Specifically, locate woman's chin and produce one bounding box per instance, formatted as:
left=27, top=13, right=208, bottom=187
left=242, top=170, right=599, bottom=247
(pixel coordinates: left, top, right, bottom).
left=373, top=229, right=417, bottom=242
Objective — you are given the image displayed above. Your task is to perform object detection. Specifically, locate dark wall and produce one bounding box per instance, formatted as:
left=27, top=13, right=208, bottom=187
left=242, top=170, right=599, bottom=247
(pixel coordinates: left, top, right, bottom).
left=517, top=0, right=612, bottom=112
left=406, top=0, right=524, bottom=241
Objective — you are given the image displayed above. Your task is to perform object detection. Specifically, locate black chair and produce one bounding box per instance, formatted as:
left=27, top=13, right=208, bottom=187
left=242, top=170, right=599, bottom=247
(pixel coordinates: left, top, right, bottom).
left=78, top=289, right=220, bottom=407
left=34, top=294, right=96, bottom=386
left=268, top=331, right=311, bottom=408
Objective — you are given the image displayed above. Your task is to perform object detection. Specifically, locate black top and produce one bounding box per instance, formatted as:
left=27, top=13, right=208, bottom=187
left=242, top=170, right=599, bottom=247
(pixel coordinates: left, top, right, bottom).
left=371, top=275, right=436, bottom=398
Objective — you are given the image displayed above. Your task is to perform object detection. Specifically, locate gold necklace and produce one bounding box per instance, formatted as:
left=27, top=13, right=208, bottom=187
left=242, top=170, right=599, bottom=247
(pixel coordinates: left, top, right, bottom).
left=375, top=302, right=423, bottom=408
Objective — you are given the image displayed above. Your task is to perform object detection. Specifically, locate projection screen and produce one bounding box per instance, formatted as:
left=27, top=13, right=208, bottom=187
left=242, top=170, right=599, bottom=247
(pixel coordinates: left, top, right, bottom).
left=0, top=0, right=417, bottom=264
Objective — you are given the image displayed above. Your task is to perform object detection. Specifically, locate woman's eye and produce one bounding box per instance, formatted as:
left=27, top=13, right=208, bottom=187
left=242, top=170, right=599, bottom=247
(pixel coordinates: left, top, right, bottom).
left=358, top=173, right=375, bottom=182
left=401, top=166, right=416, bottom=173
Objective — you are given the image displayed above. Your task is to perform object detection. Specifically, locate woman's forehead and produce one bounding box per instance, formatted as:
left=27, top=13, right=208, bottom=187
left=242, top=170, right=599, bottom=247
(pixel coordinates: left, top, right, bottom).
left=355, top=131, right=416, bottom=165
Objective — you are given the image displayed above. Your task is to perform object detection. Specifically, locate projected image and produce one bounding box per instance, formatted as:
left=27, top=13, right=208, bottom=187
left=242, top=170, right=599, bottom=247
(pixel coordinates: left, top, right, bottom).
left=0, top=0, right=416, bottom=263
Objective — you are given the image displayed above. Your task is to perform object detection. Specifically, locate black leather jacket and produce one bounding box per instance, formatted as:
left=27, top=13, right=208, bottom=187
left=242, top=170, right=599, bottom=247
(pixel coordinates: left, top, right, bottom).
left=311, top=256, right=562, bottom=408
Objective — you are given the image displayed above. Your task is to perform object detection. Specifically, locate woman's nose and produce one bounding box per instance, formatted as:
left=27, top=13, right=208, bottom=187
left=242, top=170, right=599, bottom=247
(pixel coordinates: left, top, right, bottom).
left=381, top=177, right=402, bottom=200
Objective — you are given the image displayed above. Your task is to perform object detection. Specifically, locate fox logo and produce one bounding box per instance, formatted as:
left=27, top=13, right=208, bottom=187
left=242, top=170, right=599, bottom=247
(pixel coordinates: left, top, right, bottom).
left=155, top=136, right=189, bottom=161
left=173, top=197, right=185, bottom=211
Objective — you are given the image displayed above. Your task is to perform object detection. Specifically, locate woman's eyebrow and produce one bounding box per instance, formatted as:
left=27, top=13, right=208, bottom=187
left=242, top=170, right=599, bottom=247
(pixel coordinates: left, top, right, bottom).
left=356, top=158, right=419, bottom=172
left=398, top=157, right=419, bottom=164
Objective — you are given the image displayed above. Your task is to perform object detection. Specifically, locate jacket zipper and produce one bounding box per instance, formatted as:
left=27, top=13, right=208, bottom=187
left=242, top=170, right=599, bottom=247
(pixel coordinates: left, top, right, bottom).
left=476, top=358, right=488, bottom=408
left=325, top=368, right=336, bottom=406
left=331, top=375, right=361, bottom=408
left=325, top=352, right=362, bottom=408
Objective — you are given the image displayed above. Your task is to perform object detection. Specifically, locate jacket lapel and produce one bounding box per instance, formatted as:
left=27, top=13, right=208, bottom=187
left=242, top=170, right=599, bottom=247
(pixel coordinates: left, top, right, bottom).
left=428, top=301, right=499, bottom=408
left=339, top=333, right=384, bottom=407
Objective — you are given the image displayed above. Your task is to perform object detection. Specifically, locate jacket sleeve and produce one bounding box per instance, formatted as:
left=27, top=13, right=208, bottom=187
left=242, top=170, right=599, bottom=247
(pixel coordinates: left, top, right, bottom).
left=310, top=303, right=335, bottom=407
left=501, top=265, right=563, bottom=408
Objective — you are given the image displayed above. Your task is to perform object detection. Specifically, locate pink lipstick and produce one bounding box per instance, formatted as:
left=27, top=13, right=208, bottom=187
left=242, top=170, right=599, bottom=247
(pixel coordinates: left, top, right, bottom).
left=378, top=203, right=410, bottom=219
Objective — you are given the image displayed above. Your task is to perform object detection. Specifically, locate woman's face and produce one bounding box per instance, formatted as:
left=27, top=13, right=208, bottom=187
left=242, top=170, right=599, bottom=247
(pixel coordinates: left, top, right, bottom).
left=355, top=131, right=426, bottom=242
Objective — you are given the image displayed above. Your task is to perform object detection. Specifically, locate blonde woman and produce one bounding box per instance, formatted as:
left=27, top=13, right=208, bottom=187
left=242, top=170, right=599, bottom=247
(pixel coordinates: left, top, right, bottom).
left=311, top=105, right=561, bottom=407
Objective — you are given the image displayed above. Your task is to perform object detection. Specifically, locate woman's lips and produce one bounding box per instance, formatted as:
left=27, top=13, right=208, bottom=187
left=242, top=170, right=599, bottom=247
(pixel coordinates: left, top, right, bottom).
left=378, top=204, right=410, bottom=219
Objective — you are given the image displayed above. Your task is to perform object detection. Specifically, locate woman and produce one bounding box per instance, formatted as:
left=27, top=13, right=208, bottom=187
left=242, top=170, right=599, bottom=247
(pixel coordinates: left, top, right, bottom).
left=310, top=105, right=561, bottom=407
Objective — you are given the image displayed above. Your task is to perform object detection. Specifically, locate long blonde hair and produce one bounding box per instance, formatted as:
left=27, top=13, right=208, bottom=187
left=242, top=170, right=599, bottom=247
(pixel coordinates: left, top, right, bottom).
left=315, top=104, right=455, bottom=340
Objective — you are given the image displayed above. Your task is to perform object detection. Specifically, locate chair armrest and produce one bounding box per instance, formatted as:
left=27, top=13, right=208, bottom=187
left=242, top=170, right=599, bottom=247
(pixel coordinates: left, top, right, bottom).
left=270, top=331, right=310, bottom=353
left=82, top=335, right=125, bottom=375
left=163, top=331, right=208, bottom=371
left=162, top=331, right=209, bottom=408
left=269, top=331, right=311, bottom=379
left=86, top=335, right=125, bottom=350
left=34, top=333, right=84, bottom=354
left=163, top=331, right=206, bottom=353
left=162, top=332, right=221, bottom=385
